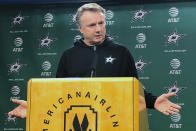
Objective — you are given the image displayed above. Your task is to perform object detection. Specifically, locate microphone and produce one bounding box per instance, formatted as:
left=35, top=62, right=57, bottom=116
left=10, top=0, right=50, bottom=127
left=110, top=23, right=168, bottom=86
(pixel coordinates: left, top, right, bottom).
left=91, top=46, right=97, bottom=77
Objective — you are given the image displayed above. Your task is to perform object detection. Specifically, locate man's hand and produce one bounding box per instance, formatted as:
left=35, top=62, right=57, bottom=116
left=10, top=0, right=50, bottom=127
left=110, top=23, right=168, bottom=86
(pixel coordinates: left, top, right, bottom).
left=154, top=92, right=181, bottom=115
left=8, top=99, right=27, bottom=118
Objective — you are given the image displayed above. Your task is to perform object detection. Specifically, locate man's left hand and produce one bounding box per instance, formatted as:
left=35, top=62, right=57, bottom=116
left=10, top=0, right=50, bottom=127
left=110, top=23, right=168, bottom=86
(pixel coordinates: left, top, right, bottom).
left=154, top=92, right=181, bottom=115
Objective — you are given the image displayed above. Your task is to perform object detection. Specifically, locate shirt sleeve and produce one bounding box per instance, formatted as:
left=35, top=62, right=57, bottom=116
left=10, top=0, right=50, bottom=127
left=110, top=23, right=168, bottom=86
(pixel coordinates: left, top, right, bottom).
left=56, top=51, right=67, bottom=78
left=125, top=47, right=157, bottom=109
left=144, top=90, right=157, bottom=109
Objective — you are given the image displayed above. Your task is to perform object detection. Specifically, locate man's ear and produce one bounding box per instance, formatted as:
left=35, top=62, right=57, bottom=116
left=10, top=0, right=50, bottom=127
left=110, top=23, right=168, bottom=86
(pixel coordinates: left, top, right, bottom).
left=78, top=25, right=82, bottom=34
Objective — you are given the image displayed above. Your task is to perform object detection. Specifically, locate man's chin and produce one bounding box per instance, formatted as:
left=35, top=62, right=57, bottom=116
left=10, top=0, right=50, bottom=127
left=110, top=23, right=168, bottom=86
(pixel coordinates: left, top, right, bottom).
left=93, top=39, right=104, bottom=44
left=91, top=41, right=102, bottom=45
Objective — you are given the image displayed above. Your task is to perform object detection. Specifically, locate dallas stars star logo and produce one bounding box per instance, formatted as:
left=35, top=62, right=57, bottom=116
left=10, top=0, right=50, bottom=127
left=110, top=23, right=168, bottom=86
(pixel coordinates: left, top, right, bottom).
left=105, top=56, right=116, bottom=64
left=164, top=29, right=185, bottom=46
left=107, top=32, right=119, bottom=40
left=131, top=9, right=152, bottom=22
left=7, top=59, right=26, bottom=75
left=12, top=14, right=24, bottom=25
left=5, top=114, right=17, bottom=125
left=39, top=34, right=57, bottom=49
left=11, top=13, right=29, bottom=27
left=165, top=81, right=185, bottom=99
left=69, top=13, right=77, bottom=25
left=135, top=56, right=151, bottom=72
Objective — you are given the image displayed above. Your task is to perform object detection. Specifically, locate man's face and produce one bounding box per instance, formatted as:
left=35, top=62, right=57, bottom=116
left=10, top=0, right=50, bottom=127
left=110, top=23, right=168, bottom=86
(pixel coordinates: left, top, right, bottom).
left=79, top=10, right=106, bottom=46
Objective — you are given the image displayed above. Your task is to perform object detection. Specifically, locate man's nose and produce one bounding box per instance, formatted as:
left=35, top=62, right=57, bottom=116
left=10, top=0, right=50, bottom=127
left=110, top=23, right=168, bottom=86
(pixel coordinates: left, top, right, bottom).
left=95, top=24, right=101, bottom=32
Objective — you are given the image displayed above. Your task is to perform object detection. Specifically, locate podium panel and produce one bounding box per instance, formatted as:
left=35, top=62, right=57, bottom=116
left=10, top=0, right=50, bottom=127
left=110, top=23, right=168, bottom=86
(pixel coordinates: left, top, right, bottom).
left=26, top=77, right=148, bottom=131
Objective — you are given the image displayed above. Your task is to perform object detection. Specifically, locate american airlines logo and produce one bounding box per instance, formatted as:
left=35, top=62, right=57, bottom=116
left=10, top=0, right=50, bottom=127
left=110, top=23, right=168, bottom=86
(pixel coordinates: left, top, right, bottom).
left=65, top=106, right=97, bottom=131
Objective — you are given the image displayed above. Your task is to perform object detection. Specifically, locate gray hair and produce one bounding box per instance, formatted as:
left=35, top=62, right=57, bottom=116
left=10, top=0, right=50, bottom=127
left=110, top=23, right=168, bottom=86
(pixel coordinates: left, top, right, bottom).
left=75, top=3, right=106, bottom=25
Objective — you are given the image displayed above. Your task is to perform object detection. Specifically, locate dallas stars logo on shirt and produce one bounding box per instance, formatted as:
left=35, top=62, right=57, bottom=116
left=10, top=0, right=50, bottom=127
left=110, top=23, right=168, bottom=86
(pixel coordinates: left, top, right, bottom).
left=105, top=56, right=116, bottom=64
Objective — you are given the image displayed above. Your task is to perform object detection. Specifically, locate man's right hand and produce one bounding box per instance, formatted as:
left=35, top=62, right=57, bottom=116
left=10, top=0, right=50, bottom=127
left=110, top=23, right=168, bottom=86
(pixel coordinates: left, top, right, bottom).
left=8, top=99, right=27, bottom=118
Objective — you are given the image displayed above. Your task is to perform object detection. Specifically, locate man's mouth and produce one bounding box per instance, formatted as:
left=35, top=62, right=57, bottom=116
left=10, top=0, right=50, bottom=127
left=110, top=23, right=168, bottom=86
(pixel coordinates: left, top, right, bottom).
left=95, top=35, right=102, bottom=38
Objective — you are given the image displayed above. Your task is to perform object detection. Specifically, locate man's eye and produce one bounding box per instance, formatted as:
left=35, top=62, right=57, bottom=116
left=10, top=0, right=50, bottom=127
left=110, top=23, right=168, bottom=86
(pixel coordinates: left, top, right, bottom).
left=89, top=24, right=95, bottom=27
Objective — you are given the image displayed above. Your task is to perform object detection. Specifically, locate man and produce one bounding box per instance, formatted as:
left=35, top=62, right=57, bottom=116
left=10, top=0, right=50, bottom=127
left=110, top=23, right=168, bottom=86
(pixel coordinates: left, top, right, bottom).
left=9, top=3, right=181, bottom=118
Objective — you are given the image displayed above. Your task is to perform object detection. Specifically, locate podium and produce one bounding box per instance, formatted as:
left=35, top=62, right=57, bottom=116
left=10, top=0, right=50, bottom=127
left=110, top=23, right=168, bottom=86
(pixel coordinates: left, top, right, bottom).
left=26, top=77, right=149, bottom=131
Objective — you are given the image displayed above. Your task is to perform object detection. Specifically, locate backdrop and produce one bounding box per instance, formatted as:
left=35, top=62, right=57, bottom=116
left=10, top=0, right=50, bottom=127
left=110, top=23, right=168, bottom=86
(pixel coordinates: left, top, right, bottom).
left=0, top=1, right=195, bottom=131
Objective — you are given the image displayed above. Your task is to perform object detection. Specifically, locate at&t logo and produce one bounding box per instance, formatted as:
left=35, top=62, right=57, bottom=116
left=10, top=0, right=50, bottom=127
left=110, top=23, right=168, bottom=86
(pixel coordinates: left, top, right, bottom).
left=44, top=13, right=53, bottom=22
left=13, top=37, right=23, bottom=52
left=41, top=61, right=52, bottom=77
left=74, top=35, right=82, bottom=42
left=170, top=58, right=180, bottom=69
left=10, top=85, right=21, bottom=100
left=11, top=85, right=20, bottom=96
left=43, top=13, right=54, bottom=28
left=135, top=33, right=147, bottom=49
left=169, top=58, right=182, bottom=75
left=105, top=10, right=115, bottom=26
left=168, top=7, right=180, bottom=23
left=170, top=113, right=183, bottom=129
left=171, top=112, right=181, bottom=122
